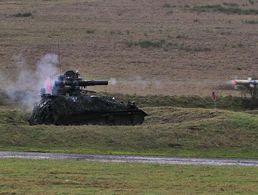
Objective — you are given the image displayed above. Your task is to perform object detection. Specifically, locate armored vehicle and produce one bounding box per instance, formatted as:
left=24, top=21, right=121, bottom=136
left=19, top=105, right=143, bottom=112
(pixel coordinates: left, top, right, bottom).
left=29, top=70, right=147, bottom=125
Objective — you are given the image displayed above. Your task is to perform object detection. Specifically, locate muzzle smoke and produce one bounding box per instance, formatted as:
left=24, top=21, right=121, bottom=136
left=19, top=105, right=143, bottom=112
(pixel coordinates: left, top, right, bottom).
left=0, top=53, right=59, bottom=110
left=109, top=76, right=162, bottom=89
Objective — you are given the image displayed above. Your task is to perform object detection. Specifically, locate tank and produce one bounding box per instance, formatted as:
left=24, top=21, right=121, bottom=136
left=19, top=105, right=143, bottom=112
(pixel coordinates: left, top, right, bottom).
left=29, top=70, right=147, bottom=125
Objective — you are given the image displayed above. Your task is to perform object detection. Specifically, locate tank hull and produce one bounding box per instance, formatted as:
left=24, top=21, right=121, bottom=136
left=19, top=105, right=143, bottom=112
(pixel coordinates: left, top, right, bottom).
left=54, top=110, right=146, bottom=125
left=29, top=94, right=147, bottom=126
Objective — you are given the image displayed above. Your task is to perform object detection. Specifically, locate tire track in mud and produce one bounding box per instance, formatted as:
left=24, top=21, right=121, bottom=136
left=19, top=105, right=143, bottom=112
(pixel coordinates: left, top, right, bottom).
left=0, top=151, right=258, bottom=167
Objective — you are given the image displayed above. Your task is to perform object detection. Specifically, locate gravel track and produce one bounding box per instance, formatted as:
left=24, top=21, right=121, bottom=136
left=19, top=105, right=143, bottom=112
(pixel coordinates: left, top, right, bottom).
left=0, top=151, right=258, bottom=167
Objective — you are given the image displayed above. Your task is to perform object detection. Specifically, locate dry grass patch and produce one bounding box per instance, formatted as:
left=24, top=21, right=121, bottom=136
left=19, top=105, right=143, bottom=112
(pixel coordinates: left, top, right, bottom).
left=1, top=0, right=258, bottom=96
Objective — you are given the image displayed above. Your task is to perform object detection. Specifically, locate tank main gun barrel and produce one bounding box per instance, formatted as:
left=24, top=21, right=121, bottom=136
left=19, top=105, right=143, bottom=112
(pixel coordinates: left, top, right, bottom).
left=49, top=70, right=109, bottom=96
left=64, top=80, right=108, bottom=87
left=78, top=80, right=108, bottom=86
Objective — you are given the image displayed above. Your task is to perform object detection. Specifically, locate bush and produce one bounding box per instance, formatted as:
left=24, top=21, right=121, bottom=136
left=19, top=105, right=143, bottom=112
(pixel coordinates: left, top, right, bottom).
left=137, top=40, right=165, bottom=48
left=13, top=12, right=32, bottom=17
left=86, top=29, right=96, bottom=34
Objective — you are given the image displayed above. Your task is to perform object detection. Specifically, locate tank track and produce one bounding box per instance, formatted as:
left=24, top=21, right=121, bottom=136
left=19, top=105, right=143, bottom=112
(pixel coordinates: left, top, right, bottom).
left=29, top=107, right=147, bottom=126
left=54, top=110, right=147, bottom=125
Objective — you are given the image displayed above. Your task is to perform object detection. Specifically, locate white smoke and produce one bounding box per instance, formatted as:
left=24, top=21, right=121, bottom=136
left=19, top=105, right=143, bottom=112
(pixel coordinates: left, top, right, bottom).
left=109, top=78, right=117, bottom=85
left=109, top=76, right=162, bottom=89
left=1, top=53, right=59, bottom=111
left=36, top=54, right=59, bottom=87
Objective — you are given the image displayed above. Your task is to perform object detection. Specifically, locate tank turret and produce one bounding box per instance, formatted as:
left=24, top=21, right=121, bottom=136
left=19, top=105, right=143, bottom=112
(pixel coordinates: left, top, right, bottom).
left=43, top=70, right=108, bottom=96
left=29, top=70, right=147, bottom=125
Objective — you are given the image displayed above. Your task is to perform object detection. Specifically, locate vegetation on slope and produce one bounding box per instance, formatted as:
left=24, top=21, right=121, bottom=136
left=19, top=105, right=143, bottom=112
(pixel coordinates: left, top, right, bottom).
left=2, top=89, right=256, bottom=111
left=1, top=104, right=258, bottom=159
left=109, top=93, right=257, bottom=111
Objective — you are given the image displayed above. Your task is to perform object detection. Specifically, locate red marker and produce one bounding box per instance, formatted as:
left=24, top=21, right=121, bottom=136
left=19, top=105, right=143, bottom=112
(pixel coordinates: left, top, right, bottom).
left=211, top=91, right=217, bottom=101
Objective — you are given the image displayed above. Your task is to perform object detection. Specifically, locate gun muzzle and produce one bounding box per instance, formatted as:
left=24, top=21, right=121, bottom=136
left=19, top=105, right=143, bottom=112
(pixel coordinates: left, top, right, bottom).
left=79, top=80, right=108, bottom=86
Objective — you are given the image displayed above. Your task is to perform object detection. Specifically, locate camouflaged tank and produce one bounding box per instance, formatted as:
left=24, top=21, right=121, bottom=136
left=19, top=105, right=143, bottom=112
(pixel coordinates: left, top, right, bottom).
left=29, top=70, right=147, bottom=125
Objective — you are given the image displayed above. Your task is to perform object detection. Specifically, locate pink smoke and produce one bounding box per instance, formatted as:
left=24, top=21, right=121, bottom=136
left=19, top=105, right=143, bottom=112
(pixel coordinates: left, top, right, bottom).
left=44, top=77, right=53, bottom=94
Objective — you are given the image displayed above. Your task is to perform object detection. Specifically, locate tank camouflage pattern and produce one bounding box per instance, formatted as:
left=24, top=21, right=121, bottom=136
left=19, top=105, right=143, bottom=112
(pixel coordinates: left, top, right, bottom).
left=29, top=70, right=147, bottom=125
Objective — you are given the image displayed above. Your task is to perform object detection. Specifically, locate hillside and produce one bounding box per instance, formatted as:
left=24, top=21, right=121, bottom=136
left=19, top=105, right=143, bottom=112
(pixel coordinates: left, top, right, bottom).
left=2, top=1, right=258, bottom=194
left=1, top=0, right=258, bottom=95
left=1, top=104, right=258, bottom=159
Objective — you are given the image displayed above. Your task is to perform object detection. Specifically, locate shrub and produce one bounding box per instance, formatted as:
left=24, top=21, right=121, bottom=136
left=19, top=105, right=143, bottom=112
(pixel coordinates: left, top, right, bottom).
left=137, top=40, right=165, bottom=48
left=86, top=29, right=96, bottom=34
left=13, top=12, right=32, bottom=17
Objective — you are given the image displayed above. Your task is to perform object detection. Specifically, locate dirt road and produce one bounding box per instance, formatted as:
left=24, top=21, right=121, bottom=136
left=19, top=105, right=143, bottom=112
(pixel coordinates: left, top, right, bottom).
left=0, top=151, right=258, bottom=167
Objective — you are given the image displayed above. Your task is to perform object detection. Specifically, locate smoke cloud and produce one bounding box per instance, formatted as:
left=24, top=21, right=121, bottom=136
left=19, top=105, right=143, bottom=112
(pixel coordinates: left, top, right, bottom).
left=1, top=53, right=59, bottom=110
left=109, top=76, right=162, bottom=89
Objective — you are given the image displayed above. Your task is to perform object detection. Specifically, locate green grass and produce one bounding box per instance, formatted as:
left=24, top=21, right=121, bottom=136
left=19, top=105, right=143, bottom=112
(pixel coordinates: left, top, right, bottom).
left=1, top=91, right=255, bottom=111
left=192, top=4, right=258, bottom=15
left=0, top=159, right=258, bottom=194
left=1, top=105, right=258, bottom=159
left=110, top=93, right=255, bottom=111
left=1, top=92, right=258, bottom=159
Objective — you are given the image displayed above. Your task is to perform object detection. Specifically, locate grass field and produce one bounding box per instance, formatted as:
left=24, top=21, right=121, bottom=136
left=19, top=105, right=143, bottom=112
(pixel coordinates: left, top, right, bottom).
left=1, top=102, right=258, bottom=159
left=1, top=0, right=258, bottom=193
left=109, top=93, right=257, bottom=110
left=1, top=0, right=258, bottom=95
left=0, top=159, right=258, bottom=194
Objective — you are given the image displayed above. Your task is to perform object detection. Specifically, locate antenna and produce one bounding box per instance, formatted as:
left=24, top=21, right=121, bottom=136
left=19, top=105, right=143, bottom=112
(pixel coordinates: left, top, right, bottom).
left=58, top=40, right=61, bottom=74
